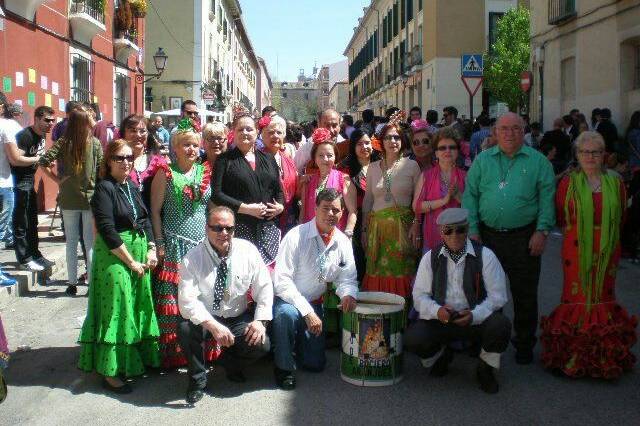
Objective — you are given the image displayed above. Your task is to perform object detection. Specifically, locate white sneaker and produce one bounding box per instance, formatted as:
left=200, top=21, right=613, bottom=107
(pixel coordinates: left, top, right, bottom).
left=20, top=260, right=45, bottom=272
left=35, top=257, right=54, bottom=268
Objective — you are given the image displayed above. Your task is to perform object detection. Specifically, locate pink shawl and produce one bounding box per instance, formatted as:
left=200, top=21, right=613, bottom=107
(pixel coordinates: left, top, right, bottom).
left=418, top=166, right=466, bottom=251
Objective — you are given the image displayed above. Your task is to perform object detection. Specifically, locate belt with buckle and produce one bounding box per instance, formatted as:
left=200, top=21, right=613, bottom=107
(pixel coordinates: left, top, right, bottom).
left=481, top=222, right=535, bottom=234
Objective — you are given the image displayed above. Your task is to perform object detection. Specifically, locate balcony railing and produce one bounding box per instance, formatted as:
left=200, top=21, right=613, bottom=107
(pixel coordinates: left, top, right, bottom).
left=548, top=0, right=576, bottom=25
left=70, top=0, right=105, bottom=23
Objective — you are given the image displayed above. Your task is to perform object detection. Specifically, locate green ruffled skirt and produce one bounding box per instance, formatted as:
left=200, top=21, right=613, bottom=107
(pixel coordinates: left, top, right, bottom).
left=78, top=231, right=160, bottom=377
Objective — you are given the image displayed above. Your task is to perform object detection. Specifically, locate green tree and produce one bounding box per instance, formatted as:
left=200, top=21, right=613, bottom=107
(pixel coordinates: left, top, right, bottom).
left=484, top=7, right=530, bottom=111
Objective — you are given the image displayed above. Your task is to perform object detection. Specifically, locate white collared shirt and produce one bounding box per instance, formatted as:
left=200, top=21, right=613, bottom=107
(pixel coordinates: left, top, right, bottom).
left=413, top=239, right=508, bottom=325
left=178, top=238, right=273, bottom=326
left=274, top=218, right=358, bottom=316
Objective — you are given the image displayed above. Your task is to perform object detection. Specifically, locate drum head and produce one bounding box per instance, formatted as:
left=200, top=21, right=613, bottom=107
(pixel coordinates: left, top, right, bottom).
left=354, top=291, right=405, bottom=314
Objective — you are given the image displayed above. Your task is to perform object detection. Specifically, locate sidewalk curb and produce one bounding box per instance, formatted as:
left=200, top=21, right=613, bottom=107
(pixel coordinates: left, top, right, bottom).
left=0, top=211, right=68, bottom=299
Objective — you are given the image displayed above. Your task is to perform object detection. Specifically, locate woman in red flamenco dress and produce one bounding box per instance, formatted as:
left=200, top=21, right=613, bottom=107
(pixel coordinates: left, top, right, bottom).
left=540, top=132, right=637, bottom=379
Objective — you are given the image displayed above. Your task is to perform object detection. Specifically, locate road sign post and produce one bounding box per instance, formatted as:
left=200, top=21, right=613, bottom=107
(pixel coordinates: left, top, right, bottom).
left=461, top=54, right=484, bottom=120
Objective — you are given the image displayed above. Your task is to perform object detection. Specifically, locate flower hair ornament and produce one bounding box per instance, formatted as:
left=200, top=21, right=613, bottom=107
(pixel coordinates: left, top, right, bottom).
left=258, top=115, right=272, bottom=131
left=388, top=110, right=407, bottom=128
left=370, top=136, right=383, bottom=152
left=176, top=118, right=195, bottom=133
left=411, top=119, right=437, bottom=134
left=232, top=104, right=252, bottom=123
left=312, top=127, right=332, bottom=145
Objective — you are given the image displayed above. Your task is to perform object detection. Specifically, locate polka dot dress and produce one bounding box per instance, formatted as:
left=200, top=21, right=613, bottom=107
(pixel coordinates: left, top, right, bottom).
left=235, top=222, right=280, bottom=265
left=152, top=163, right=219, bottom=368
left=77, top=232, right=161, bottom=378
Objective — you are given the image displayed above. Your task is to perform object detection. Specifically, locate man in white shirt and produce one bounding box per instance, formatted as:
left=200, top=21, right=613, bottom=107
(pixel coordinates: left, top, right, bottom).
left=0, top=103, right=22, bottom=250
left=272, top=188, right=358, bottom=390
left=178, top=206, right=273, bottom=405
left=405, top=208, right=511, bottom=394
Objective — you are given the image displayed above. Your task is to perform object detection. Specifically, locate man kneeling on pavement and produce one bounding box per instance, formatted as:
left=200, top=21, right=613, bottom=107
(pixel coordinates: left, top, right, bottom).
left=405, top=208, right=511, bottom=394
left=272, top=188, right=358, bottom=390
left=178, top=206, right=273, bottom=404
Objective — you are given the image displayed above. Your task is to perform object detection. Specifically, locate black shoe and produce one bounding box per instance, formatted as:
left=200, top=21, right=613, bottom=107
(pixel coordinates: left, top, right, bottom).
left=186, top=388, right=205, bottom=404
left=429, top=348, right=453, bottom=377
left=515, top=348, right=533, bottom=365
left=477, top=360, right=499, bottom=394
left=65, top=285, right=77, bottom=296
left=226, top=370, right=246, bottom=383
left=274, top=367, right=296, bottom=390
left=102, top=378, right=132, bottom=394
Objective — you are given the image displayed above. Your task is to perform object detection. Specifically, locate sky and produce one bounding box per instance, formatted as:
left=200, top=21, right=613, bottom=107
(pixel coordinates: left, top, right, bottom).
left=240, top=0, right=370, bottom=82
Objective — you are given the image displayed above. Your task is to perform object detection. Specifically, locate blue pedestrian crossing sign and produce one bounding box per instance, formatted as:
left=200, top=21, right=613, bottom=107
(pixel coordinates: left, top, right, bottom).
left=461, top=54, right=483, bottom=77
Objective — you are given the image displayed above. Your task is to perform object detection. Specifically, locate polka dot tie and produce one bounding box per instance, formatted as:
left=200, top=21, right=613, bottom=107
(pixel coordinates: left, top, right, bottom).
left=213, top=257, right=228, bottom=310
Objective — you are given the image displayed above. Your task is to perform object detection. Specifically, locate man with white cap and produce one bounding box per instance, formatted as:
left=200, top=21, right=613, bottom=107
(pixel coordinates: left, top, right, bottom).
left=405, top=207, right=511, bottom=394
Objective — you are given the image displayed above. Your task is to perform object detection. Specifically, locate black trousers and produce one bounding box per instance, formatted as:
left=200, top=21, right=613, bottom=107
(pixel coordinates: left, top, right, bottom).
left=12, top=186, right=42, bottom=264
left=178, top=310, right=270, bottom=390
left=404, top=312, right=511, bottom=359
left=481, top=223, right=540, bottom=351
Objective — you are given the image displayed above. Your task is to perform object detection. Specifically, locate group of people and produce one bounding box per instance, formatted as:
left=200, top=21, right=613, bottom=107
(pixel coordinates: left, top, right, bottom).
left=0, top=92, right=637, bottom=404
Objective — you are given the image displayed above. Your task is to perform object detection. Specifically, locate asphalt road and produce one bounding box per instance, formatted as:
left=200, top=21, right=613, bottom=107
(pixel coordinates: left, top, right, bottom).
left=1, top=233, right=639, bottom=425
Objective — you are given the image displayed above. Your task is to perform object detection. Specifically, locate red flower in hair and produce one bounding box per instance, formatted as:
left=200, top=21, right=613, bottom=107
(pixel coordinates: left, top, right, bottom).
left=312, top=128, right=332, bottom=144
left=258, top=115, right=271, bottom=130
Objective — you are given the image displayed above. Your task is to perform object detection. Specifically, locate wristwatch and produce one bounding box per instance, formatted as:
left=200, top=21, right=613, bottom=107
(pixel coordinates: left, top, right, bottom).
left=260, top=320, right=270, bottom=327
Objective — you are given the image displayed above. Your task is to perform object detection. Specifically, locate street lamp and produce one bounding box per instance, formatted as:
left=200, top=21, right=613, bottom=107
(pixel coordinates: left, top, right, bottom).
left=136, top=47, right=168, bottom=84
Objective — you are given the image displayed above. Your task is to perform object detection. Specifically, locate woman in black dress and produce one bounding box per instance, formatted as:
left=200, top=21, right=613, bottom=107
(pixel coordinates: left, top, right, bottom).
left=212, top=110, right=284, bottom=267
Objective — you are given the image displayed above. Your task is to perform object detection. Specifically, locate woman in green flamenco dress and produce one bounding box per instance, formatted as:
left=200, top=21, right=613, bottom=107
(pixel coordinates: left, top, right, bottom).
left=78, top=139, right=160, bottom=394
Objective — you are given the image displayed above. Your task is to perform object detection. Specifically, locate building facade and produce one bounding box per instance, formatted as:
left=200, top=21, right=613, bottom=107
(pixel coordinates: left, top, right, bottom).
left=329, top=81, right=349, bottom=114
left=345, top=0, right=518, bottom=119
left=144, top=0, right=260, bottom=123
left=529, top=0, right=640, bottom=129
left=318, top=60, right=348, bottom=112
left=273, top=68, right=321, bottom=122
left=0, top=0, right=146, bottom=210
left=256, top=57, right=273, bottom=113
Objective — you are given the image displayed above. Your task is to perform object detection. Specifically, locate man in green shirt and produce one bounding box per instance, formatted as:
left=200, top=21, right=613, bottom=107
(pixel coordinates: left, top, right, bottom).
left=462, top=112, right=556, bottom=365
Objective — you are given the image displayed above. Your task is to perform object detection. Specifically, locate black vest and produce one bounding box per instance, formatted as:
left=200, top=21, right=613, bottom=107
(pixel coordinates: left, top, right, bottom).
left=431, top=241, right=487, bottom=309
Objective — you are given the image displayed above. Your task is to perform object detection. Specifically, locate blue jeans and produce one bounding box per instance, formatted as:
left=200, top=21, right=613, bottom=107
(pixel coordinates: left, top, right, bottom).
left=61, top=209, right=94, bottom=285
left=272, top=297, right=326, bottom=372
left=0, top=187, right=14, bottom=244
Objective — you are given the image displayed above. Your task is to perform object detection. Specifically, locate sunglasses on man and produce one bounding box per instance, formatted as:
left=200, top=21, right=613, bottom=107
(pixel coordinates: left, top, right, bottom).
left=442, top=225, right=468, bottom=236
left=208, top=224, right=235, bottom=233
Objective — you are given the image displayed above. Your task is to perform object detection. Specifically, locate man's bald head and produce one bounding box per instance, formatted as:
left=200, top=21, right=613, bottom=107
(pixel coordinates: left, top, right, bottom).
left=320, top=108, right=340, bottom=139
left=496, top=112, right=524, bottom=128
left=495, top=112, right=525, bottom=157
